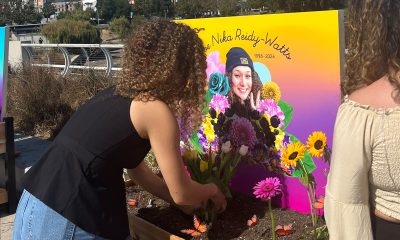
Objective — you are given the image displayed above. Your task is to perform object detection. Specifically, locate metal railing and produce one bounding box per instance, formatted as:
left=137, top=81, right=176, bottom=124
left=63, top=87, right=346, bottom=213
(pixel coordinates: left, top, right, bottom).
left=21, top=43, right=124, bottom=77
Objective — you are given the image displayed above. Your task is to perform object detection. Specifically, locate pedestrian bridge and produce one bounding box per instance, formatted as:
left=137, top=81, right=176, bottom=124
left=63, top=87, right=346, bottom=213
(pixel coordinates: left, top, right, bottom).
left=21, top=43, right=124, bottom=77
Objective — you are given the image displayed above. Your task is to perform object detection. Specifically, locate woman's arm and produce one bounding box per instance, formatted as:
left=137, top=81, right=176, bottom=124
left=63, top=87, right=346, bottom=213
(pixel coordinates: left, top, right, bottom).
left=325, top=102, right=375, bottom=240
left=130, top=100, right=226, bottom=209
left=126, top=162, right=200, bottom=214
left=126, top=161, right=174, bottom=203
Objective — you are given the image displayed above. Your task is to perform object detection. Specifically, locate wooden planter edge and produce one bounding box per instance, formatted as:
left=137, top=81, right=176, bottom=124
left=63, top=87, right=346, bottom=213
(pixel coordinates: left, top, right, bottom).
left=129, top=215, right=184, bottom=240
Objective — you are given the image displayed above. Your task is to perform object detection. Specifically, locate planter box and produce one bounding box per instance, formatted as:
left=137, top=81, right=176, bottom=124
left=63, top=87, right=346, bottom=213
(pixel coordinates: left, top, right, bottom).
left=128, top=215, right=184, bottom=240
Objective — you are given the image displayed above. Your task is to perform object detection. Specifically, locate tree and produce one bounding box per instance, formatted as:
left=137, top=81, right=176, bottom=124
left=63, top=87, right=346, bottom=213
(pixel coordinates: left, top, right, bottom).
left=263, top=0, right=346, bottom=13
left=218, top=0, right=240, bottom=16
left=97, top=0, right=131, bottom=22
left=245, top=0, right=268, bottom=10
left=132, top=0, right=175, bottom=19
left=132, top=0, right=155, bottom=18
left=0, top=0, right=41, bottom=25
left=41, top=19, right=100, bottom=44
left=57, top=8, right=94, bottom=22
left=114, top=0, right=131, bottom=19
left=42, top=3, right=56, bottom=22
left=175, top=0, right=205, bottom=19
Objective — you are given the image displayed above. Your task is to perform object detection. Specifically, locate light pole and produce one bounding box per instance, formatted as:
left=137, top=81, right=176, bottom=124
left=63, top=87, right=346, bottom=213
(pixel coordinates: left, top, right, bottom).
left=97, top=7, right=99, bottom=26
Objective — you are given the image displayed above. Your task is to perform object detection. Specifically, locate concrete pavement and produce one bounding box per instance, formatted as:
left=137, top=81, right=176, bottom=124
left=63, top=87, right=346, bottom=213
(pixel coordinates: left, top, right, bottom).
left=0, top=133, right=49, bottom=240
left=0, top=213, right=14, bottom=240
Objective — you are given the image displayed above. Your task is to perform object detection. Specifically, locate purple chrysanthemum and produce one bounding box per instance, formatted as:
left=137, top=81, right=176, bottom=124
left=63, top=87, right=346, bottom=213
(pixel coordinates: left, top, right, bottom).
left=256, top=99, right=285, bottom=127
left=209, top=94, right=230, bottom=113
left=253, top=177, right=282, bottom=200
left=229, top=117, right=257, bottom=149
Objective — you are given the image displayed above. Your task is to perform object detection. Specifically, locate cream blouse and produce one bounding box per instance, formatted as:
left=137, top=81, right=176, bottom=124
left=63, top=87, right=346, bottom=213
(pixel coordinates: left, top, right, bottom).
left=325, top=96, right=400, bottom=240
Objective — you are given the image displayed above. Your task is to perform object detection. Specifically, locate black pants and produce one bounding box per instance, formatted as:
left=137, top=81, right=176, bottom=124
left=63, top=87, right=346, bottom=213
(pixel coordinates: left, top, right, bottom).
left=371, top=214, right=400, bottom=240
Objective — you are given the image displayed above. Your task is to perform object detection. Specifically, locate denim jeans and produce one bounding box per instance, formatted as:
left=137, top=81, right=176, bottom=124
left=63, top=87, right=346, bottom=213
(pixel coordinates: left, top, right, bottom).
left=13, top=190, right=109, bottom=240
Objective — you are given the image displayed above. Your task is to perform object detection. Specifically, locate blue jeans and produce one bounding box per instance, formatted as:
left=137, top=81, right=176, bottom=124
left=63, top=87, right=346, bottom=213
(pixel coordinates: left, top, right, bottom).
left=13, top=190, right=109, bottom=240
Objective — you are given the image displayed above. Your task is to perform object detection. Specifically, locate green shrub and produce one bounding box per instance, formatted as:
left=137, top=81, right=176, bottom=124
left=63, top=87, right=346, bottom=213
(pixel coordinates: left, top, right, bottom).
left=109, top=16, right=131, bottom=39
left=41, top=19, right=101, bottom=44
left=57, top=8, right=94, bottom=22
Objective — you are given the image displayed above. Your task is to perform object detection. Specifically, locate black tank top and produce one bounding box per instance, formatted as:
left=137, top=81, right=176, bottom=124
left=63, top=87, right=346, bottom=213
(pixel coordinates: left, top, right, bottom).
left=23, top=87, right=151, bottom=239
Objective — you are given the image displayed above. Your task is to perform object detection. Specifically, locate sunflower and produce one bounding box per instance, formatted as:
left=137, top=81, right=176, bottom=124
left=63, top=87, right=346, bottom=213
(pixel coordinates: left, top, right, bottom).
left=262, top=82, right=281, bottom=102
left=280, top=142, right=305, bottom=168
left=306, top=131, right=327, bottom=157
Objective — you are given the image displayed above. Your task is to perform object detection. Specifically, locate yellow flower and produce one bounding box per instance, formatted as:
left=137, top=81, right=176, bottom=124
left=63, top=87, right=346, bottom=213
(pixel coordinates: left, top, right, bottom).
left=262, top=82, right=281, bottom=102
left=202, top=115, right=216, bottom=143
left=281, top=142, right=305, bottom=168
left=263, top=113, right=271, bottom=122
left=306, top=131, right=327, bottom=158
left=183, top=149, right=197, bottom=161
left=205, top=131, right=215, bottom=143
left=202, top=115, right=213, bottom=130
left=273, top=128, right=285, bottom=150
left=200, top=159, right=208, bottom=172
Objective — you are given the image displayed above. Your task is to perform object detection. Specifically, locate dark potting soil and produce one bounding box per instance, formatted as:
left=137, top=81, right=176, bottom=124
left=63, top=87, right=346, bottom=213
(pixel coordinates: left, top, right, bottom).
left=126, top=185, right=325, bottom=240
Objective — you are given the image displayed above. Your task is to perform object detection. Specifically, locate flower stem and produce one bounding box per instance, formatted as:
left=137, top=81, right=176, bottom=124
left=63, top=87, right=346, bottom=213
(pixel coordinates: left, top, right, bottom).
left=299, top=160, right=317, bottom=227
left=268, top=199, right=276, bottom=240
left=306, top=185, right=317, bottom=226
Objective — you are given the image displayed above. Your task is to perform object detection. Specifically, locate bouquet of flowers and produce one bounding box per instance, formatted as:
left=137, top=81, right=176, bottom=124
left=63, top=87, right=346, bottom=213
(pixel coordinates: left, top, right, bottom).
left=182, top=87, right=283, bottom=198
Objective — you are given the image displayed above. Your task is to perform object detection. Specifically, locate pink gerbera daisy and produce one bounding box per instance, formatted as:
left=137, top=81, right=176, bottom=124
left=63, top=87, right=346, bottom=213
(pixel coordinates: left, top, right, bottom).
left=253, top=177, right=282, bottom=200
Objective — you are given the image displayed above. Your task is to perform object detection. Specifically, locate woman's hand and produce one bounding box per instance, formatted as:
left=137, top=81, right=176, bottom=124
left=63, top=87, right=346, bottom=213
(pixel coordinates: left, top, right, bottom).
left=250, top=90, right=261, bottom=110
left=210, top=186, right=227, bottom=213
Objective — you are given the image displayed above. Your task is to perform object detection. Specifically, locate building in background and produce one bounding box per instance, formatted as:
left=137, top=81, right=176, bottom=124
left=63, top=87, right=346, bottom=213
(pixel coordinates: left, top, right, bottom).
left=35, top=0, right=44, bottom=8
left=9, top=24, right=47, bottom=44
left=82, top=0, right=96, bottom=11
left=33, top=0, right=80, bottom=13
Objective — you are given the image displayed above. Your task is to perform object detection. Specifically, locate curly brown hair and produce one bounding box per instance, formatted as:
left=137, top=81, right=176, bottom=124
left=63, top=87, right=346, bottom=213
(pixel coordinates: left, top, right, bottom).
left=116, top=20, right=207, bottom=133
left=226, top=70, right=263, bottom=109
left=344, top=0, right=400, bottom=102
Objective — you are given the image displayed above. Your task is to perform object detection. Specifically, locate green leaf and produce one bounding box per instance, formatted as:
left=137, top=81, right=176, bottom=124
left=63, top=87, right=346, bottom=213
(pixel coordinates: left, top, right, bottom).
left=278, top=100, right=293, bottom=130
left=203, top=91, right=212, bottom=114
left=311, top=225, right=329, bottom=240
left=189, top=132, right=205, bottom=154
left=299, top=172, right=316, bottom=187
left=291, top=151, right=317, bottom=177
left=299, top=172, right=308, bottom=186
left=285, top=133, right=317, bottom=178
